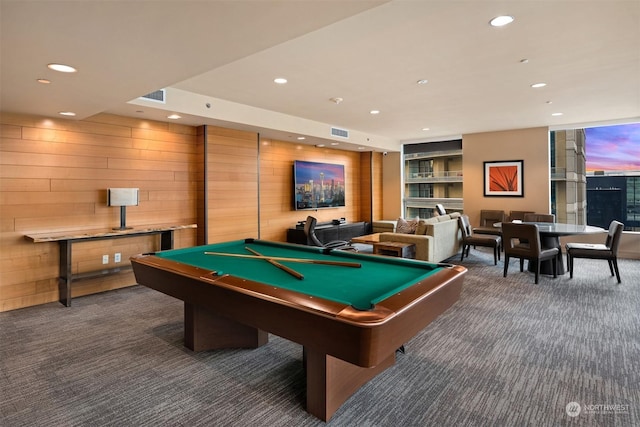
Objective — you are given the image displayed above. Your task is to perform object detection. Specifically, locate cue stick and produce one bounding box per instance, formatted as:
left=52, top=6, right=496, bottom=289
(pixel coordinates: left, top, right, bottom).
left=203, top=251, right=361, bottom=268
left=245, top=246, right=304, bottom=280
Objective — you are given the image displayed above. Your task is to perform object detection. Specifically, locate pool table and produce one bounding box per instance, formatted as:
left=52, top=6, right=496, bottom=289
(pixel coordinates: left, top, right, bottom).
left=130, top=239, right=466, bottom=421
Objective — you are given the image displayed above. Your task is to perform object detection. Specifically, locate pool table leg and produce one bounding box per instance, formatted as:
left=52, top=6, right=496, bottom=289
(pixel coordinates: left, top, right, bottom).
left=304, top=347, right=396, bottom=421
left=184, top=302, right=268, bottom=352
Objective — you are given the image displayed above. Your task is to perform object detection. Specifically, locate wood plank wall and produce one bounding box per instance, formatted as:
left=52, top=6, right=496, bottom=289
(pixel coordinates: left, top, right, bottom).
left=0, top=113, right=383, bottom=312
left=0, top=113, right=199, bottom=311
left=371, top=152, right=385, bottom=220
left=205, top=126, right=260, bottom=243
left=258, top=139, right=365, bottom=241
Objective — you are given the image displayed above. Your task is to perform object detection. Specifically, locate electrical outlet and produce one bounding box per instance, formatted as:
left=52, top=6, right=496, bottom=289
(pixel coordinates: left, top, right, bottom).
left=114, top=253, right=121, bottom=263
left=102, top=254, right=109, bottom=264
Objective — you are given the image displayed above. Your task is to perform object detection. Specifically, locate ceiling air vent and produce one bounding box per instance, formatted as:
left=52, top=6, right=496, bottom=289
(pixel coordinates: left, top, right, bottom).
left=330, top=127, right=349, bottom=139
left=139, top=89, right=166, bottom=103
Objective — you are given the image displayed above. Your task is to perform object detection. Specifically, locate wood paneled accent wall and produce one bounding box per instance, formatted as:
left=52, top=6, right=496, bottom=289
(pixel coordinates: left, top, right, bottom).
left=0, top=113, right=198, bottom=311
left=0, top=113, right=382, bottom=312
left=204, top=126, right=259, bottom=243
left=369, top=152, right=385, bottom=221
left=258, top=139, right=366, bottom=242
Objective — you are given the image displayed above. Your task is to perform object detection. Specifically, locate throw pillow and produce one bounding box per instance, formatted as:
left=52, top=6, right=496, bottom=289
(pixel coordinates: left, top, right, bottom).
left=396, top=217, right=419, bottom=234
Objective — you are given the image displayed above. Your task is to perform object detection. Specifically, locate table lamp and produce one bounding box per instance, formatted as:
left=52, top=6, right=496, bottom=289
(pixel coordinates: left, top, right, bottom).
left=107, top=188, right=139, bottom=230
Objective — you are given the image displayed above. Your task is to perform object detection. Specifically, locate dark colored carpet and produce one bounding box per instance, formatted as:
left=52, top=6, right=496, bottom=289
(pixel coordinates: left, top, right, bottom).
left=1, top=248, right=639, bottom=426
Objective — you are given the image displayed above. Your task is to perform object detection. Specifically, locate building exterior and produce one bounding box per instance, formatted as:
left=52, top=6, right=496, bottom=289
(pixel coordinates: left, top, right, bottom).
left=551, top=128, right=639, bottom=231
left=586, top=173, right=640, bottom=231
left=403, top=140, right=463, bottom=218
left=550, top=129, right=587, bottom=224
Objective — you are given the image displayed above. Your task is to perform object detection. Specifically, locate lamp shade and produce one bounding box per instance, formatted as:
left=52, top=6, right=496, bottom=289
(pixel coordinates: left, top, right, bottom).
left=107, top=188, right=139, bottom=207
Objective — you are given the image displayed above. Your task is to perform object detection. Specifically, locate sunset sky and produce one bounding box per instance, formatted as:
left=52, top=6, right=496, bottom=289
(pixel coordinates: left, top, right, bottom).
left=585, top=123, right=640, bottom=172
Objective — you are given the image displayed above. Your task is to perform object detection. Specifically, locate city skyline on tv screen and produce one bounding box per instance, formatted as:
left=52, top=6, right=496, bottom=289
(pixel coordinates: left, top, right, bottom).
left=585, top=123, right=640, bottom=172
left=293, top=160, right=346, bottom=210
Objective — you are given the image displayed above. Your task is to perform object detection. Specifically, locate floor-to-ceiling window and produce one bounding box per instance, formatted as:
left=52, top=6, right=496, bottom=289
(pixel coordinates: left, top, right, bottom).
left=551, top=123, right=640, bottom=230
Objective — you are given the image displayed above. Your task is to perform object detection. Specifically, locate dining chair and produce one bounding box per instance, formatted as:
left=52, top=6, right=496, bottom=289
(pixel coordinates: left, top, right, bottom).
left=523, top=213, right=555, bottom=223
left=508, top=210, right=535, bottom=222
left=502, top=222, right=559, bottom=284
left=521, top=213, right=556, bottom=247
left=472, top=209, right=505, bottom=237
left=565, top=220, right=624, bottom=283
left=458, top=215, right=501, bottom=265
left=473, top=209, right=505, bottom=251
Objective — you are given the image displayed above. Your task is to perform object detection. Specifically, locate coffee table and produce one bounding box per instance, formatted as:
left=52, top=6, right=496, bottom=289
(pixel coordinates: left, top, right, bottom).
left=351, top=233, right=381, bottom=244
left=373, top=241, right=416, bottom=259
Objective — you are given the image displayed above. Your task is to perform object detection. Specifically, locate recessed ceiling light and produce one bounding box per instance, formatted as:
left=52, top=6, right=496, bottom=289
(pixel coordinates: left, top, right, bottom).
left=546, top=101, right=553, bottom=104
left=370, top=110, right=380, bottom=115
left=274, top=77, right=287, bottom=84
left=330, top=142, right=340, bottom=146
left=422, top=127, right=430, bottom=131
left=330, top=97, right=343, bottom=104
left=531, top=83, right=547, bottom=88
left=47, top=63, right=77, bottom=73
left=37, top=78, right=51, bottom=84
left=416, top=79, right=428, bottom=85
left=490, top=15, right=514, bottom=27
left=315, top=144, right=325, bottom=148
left=519, top=59, right=529, bottom=64
left=297, top=136, right=306, bottom=140
left=58, top=111, right=76, bottom=116
left=167, top=114, right=181, bottom=120
left=552, top=112, right=564, bottom=116
left=357, top=146, right=366, bottom=150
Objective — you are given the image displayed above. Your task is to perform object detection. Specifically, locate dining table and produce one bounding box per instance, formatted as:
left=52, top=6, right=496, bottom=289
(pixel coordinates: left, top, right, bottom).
left=496, top=222, right=605, bottom=275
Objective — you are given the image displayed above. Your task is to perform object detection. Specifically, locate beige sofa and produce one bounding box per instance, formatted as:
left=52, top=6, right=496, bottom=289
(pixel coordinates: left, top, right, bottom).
left=373, top=213, right=462, bottom=263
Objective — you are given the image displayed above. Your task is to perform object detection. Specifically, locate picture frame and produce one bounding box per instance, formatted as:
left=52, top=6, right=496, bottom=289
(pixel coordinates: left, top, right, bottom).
left=483, top=160, right=524, bottom=197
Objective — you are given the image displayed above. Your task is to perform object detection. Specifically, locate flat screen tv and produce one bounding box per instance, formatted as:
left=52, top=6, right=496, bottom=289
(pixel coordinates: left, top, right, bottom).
left=293, top=160, right=345, bottom=210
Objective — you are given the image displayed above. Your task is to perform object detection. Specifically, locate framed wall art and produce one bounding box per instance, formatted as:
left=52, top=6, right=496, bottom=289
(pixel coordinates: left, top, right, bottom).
left=483, top=160, right=524, bottom=197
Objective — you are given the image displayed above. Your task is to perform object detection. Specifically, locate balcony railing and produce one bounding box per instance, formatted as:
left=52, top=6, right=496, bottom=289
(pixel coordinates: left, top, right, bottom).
left=403, top=197, right=464, bottom=211
left=405, top=170, right=463, bottom=183
left=551, top=167, right=566, bottom=180
left=404, top=149, right=463, bottom=160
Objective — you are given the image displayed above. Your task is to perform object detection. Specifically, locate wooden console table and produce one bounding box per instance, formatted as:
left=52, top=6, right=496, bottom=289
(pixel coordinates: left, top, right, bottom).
left=25, top=224, right=197, bottom=307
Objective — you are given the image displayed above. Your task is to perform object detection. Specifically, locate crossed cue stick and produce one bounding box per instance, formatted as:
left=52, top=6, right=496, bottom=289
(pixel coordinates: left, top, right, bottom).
left=204, top=248, right=362, bottom=281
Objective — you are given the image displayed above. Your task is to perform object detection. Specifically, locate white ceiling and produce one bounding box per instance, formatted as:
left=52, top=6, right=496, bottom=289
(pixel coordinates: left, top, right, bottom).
left=2, top=0, right=639, bottom=152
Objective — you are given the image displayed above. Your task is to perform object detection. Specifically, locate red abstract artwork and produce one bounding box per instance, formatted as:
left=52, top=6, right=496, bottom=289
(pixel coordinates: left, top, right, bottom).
left=489, top=165, right=519, bottom=191
left=484, top=160, right=523, bottom=197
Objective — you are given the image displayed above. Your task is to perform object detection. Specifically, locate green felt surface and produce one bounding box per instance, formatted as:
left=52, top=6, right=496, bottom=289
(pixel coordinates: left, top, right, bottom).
left=156, top=240, right=442, bottom=310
